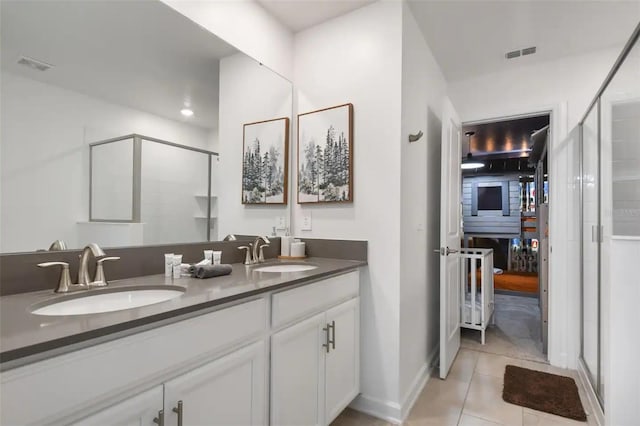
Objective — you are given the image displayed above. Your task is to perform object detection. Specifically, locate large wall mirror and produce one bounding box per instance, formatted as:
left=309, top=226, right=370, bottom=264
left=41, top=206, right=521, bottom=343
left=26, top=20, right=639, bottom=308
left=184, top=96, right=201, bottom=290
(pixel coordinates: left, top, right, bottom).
left=0, top=0, right=292, bottom=253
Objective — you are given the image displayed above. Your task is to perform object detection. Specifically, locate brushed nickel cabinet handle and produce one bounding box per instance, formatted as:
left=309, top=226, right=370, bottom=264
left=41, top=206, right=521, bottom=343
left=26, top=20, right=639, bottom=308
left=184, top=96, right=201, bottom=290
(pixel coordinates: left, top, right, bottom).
left=329, top=320, right=336, bottom=350
left=322, top=324, right=331, bottom=353
left=172, top=400, right=183, bottom=426
left=153, top=409, right=164, bottom=426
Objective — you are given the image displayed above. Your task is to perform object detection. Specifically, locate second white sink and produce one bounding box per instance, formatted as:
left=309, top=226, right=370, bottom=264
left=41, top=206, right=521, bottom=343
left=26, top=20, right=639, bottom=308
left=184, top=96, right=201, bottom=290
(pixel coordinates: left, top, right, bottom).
left=31, top=286, right=185, bottom=316
left=253, top=264, right=318, bottom=273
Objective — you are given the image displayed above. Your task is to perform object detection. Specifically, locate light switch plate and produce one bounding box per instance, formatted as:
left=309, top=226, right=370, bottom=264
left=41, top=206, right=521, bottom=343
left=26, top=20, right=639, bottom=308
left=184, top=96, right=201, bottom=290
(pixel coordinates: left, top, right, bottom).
left=301, top=214, right=312, bottom=231
left=276, top=216, right=286, bottom=230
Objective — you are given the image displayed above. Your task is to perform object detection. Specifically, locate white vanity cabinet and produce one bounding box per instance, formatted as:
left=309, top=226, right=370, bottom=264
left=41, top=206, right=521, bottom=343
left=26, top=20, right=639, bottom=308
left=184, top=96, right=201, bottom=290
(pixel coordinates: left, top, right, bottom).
left=71, top=385, right=163, bottom=426
left=270, top=271, right=360, bottom=426
left=1, top=269, right=360, bottom=426
left=163, top=340, right=266, bottom=426
left=1, top=298, right=267, bottom=426
left=271, top=312, right=327, bottom=426
left=74, top=341, right=266, bottom=426
left=324, top=298, right=359, bottom=423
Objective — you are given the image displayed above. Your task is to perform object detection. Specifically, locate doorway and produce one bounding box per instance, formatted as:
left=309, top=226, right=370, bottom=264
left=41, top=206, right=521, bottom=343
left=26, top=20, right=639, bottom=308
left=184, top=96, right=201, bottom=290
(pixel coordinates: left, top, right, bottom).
left=458, top=113, right=551, bottom=363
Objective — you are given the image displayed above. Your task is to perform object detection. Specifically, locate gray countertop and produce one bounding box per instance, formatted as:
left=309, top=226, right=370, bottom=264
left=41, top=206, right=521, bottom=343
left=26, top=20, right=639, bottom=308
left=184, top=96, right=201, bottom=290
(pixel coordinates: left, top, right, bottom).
left=0, top=257, right=365, bottom=367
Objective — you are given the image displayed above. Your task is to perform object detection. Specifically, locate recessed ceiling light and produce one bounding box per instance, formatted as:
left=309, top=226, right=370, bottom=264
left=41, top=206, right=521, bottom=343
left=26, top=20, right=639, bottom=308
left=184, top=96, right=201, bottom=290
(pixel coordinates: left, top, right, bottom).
left=461, top=161, right=485, bottom=170
left=180, top=108, right=194, bottom=117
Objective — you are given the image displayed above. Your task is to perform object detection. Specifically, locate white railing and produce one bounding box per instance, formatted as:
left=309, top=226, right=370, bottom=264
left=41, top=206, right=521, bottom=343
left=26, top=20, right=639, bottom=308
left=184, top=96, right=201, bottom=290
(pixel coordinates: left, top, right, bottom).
left=460, top=248, right=495, bottom=344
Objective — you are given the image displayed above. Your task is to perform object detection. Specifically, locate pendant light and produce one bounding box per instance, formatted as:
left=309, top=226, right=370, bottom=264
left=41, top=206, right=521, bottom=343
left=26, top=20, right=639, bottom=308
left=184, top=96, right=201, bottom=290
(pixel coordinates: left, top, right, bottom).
left=461, top=130, right=485, bottom=169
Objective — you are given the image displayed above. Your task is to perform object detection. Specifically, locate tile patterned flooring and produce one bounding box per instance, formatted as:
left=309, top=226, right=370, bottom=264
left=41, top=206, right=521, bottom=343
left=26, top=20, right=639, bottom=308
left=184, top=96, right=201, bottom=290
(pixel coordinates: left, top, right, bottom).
left=332, top=295, right=597, bottom=426
left=332, top=350, right=597, bottom=426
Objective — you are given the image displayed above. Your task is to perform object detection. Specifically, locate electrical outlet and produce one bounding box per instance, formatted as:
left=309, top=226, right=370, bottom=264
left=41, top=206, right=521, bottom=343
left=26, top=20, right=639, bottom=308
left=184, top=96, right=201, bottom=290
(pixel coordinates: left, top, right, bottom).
left=301, top=214, right=312, bottom=231
left=276, top=216, right=286, bottom=230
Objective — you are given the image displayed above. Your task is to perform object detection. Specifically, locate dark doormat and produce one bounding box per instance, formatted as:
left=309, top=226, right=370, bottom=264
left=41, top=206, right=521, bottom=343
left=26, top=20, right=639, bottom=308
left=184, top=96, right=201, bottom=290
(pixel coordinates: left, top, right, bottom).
left=503, top=365, right=587, bottom=422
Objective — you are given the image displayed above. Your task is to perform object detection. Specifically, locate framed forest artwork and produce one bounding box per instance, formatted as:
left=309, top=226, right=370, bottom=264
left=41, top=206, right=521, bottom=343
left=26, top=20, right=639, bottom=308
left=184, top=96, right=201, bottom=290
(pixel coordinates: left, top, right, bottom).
left=242, top=117, right=289, bottom=204
left=297, top=103, right=353, bottom=203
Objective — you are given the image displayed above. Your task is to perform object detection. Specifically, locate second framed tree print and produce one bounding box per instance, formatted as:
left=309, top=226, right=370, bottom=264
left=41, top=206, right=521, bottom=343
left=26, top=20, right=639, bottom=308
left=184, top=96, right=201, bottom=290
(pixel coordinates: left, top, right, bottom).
left=297, top=103, right=353, bottom=203
left=242, top=117, right=289, bottom=204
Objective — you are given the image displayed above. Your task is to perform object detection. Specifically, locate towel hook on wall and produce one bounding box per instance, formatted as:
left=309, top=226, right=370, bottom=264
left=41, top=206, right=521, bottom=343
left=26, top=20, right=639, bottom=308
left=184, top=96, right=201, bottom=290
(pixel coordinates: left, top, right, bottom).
left=408, top=130, right=424, bottom=143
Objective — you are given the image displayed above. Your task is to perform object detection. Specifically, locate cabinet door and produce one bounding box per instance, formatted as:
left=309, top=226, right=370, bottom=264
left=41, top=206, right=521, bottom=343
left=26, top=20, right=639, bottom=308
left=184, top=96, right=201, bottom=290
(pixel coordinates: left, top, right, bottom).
left=71, top=385, right=163, bottom=426
left=324, top=298, right=360, bottom=424
left=271, top=312, right=326, bottom=426
left=164, top=340, right=266, bottom=426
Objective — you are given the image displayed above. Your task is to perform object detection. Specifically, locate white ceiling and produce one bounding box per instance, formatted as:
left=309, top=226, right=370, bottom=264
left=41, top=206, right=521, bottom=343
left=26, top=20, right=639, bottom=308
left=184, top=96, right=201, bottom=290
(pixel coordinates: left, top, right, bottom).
left=1, top=0, right=238, bottom=130
left=408, top=0, right=640, bottom=82
left=256, top=0, right=376, bottom=32
left=256, top=0, right=639, bottom=82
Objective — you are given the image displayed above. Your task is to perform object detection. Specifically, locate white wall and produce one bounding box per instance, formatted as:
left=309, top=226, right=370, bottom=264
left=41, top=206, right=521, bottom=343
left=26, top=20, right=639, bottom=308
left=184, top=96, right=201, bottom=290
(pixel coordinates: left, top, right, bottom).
left=552, top=122, right=581, bottom=371
left=398, top=1, right=447, bottom=416
left=140, top=141, right=211, bottom=245
left=161, top=0, right=293, bottom=81
left=217, top=52, right=292, bottom=237
left=0, top=72, right=211, bottom=252
left=292, top=1, right=404, bottom=420
left=91, top=139, right=135, bottom=221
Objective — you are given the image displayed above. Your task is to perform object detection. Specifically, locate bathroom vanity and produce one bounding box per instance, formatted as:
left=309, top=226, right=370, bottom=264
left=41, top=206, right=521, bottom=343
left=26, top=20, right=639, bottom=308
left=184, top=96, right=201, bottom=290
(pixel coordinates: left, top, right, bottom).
left=0, top=258, right=363, bottom=426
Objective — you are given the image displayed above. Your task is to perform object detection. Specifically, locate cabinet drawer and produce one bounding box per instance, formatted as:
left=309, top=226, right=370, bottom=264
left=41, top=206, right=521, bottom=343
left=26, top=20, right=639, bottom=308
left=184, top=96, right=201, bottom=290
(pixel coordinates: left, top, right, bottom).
left=1, top=298, right=267, bottom=426
left=271, top=270, right=359, bottom=328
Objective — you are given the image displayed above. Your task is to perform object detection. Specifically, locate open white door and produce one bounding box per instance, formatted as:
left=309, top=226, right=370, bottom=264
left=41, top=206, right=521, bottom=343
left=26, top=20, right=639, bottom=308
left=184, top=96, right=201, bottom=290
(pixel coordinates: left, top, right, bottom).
left=439, top=98, right=462, bottom=379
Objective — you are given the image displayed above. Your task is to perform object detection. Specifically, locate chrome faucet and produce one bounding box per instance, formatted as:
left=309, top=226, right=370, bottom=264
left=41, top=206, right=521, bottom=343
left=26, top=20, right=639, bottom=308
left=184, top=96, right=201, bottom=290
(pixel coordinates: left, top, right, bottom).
left=48, top=239, right=67, bottom=251
left=252, top=236, right=270, bottom=264
left=78, top=243, right=106, bottom=286
left=38, top=243, right=120, bottom=293
left=237, top=236, right=271, bottom=265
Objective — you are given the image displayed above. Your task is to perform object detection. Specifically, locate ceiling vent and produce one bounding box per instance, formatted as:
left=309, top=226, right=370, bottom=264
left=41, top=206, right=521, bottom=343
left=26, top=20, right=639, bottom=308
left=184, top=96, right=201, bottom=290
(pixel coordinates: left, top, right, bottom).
left=505, top=49, right=521, bottom=59
left=17, top=56, right=54, bottom=72
left=505, top=46, right=537, bottom=60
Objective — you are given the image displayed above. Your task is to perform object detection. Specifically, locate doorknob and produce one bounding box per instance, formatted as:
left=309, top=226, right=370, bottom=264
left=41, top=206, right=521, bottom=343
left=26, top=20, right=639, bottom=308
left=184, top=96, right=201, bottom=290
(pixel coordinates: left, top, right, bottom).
left=446, top=247, right=459, bottom=255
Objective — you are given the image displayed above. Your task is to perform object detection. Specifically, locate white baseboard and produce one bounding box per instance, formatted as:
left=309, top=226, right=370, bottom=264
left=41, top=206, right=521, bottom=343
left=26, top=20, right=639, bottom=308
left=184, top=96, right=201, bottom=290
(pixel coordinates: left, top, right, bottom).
left=399, top=345, right=439, bottom=421
left=349, top=394, right=403, bottom=424
left=350, top=346, right=439, bottom=424
left=577, top=358, right=604, bottom=426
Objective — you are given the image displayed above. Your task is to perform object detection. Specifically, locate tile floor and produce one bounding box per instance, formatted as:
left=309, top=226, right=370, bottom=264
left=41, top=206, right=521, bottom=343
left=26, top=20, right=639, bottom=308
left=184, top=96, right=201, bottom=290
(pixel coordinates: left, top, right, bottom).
left=332, top=350, right=597, bottom=426
left=332, top=295, right=596, bottom=426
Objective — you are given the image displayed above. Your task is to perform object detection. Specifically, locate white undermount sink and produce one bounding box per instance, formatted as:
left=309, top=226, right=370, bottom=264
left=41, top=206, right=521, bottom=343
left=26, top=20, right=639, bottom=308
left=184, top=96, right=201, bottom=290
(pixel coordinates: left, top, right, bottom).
left=253, top=263, right=318, bottom=273
left=30, top=286, right=185, bottom=316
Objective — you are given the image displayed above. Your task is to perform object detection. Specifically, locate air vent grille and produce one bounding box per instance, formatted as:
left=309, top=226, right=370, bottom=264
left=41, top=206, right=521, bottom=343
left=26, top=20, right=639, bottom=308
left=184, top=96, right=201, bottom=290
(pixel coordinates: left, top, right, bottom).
left=505, top=46, right=537, bottom=60
left=505, top=50, right=521, bottom=59
left=17, top=56, right=53, bottom=72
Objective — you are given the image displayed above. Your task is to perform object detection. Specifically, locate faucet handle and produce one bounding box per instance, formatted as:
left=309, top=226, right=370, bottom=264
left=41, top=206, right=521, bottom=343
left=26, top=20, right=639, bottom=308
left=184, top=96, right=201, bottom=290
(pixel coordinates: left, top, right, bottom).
left=38, top=262, right=73, bottom=293
left=92, top=257, right=120, bottom=287
left=258, top=244, right=269, bottom=263
left=238, top=245, right=253, bottom=265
